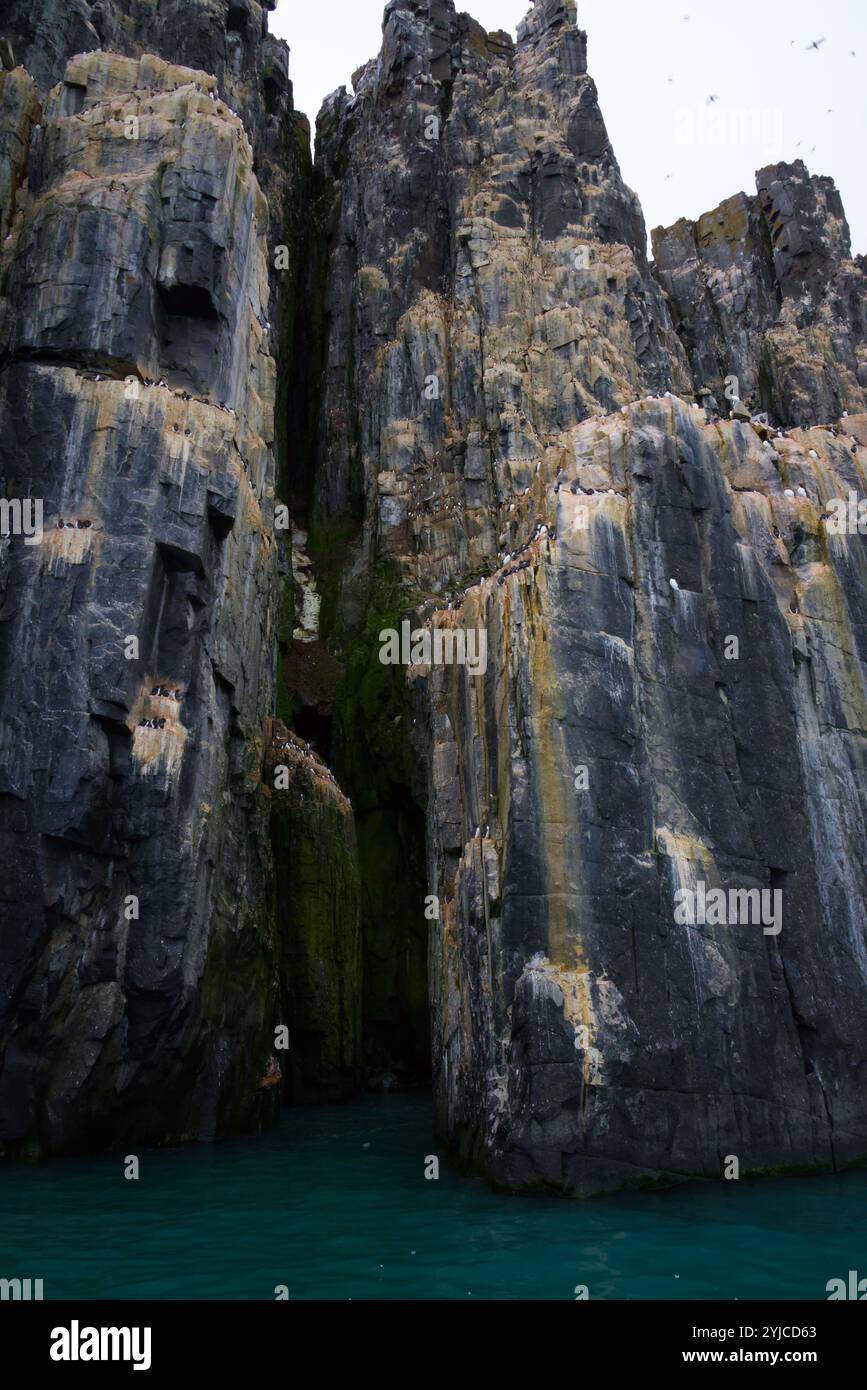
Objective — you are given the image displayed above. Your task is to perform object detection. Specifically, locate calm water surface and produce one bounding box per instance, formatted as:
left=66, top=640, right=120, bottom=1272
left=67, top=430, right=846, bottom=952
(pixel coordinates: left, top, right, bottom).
left=1, top=1094, right=864, bottom=1300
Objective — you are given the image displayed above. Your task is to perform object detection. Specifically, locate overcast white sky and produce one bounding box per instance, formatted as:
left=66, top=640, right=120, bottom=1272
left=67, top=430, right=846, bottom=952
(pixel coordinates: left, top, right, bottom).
left=272, top=0, right=867, bottom=254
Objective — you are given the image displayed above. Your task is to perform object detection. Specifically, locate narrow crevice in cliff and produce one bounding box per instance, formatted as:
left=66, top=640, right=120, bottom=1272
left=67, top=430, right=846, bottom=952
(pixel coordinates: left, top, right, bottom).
left=773, top=927, right=838, bottom=1173
left=273, top=121, right=432, bottom=1101
left=281, top=161, right=332, bottom=521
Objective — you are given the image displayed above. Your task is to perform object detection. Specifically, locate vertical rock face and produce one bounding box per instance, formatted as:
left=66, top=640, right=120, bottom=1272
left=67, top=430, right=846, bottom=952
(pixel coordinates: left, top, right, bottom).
left=652, top=161, right=867, bottom=428
left=2, top=0, right=866, bottom=1192
left=0, top=0, right=312, bottom=477
left=315, top=0, right=690, bottom=555
left=423, top=402, right=867, bottom=1194
left=312, top=0, right=691, bottom=1083
left=0, top=0, right=291, bottom=145
left=0, top=66, right=39, bottom=243
left=268, top=723, right=362, bottom=1100
left=0, top=43, right=287, bottom=1152
left=313, top=0, right=867, bottom=1193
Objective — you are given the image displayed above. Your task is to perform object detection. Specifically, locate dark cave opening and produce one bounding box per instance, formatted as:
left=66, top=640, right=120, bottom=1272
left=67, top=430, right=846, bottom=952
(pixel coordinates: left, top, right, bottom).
left=158, top=283, right=219, bottom=320
left=263, top=75, right=279, bottom=116
left=226, top=6, right=249, bottom=38
left=148, top=543, right=207, bottom=677
left=60, top=80, right=86, bottom=117
left=292, top=703, right=332, bottom=761
left=155, top=282, right=222, bottom=394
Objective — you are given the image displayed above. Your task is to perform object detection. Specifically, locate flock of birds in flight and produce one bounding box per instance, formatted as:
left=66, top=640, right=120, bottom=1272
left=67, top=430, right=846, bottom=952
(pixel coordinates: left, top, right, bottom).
left=658, top=24, right=856, bottom=178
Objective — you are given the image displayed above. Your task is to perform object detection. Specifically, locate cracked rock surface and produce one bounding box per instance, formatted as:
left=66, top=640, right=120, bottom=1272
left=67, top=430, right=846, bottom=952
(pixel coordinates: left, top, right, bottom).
left=1, top=0, right=865, bottom=1190
left=0, top=42, right=286, bottom=1152
left=313, top=0, right=867, bottom=1192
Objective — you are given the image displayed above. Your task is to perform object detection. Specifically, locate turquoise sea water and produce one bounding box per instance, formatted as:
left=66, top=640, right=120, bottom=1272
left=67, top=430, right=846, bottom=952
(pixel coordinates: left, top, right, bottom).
left=0, top=1094, right=864, bottom=1300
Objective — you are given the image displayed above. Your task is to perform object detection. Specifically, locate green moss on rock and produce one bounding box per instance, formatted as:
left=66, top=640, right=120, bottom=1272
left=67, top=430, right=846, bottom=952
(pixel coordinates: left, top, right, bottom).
left=271, top=761, right=363, bottom=1100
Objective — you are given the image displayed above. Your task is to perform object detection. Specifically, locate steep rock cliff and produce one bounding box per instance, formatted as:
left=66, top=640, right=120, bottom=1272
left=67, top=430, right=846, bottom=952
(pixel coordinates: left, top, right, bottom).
left=311, top=0, right=693, bottom=1085
left=422, top=401, right=867, bottom=1192
left=652, top=161, right=867, bottom=428
left=1, top=0, right=865, bottom=1193
left=0, top=0, right=311, bottom=488
left=312, top=0, right=867, bottom=1192
left=0, top=25, right=296, bottom=1151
